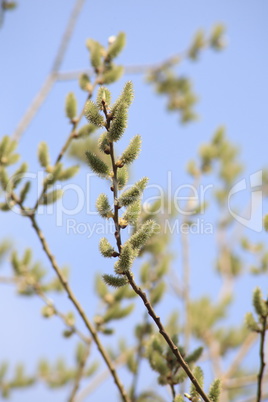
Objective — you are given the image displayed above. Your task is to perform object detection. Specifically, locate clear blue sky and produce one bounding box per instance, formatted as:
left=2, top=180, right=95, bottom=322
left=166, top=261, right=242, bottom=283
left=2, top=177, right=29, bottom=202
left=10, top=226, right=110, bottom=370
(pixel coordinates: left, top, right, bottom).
left=1, top=1, right=268, bottom=401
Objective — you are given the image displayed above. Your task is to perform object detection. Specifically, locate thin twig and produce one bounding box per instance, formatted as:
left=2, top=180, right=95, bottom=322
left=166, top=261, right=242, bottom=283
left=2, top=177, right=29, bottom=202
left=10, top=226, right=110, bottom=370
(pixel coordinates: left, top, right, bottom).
left=130, top=314, right=148, bottom=401
left=33, top=77, right=98, bottom=212
left=12, top=0, right=85, bottom=141
left=28, top=214, right=130, bottom=402
left=107, top=134, right=211, bottom=402
left=0, top=274, right=89, bottom=343
left=125, top=271, right=210, bottom=402
left=34, top=282, right=90, bottom=344
left=257, top=315, right=267, bottom=402
left=12, top=33, right=211, bottom=142
left=68, top=343, right=90, bottom=402
left=10, top=192, right=130, bottom=402
left=223, top=332, right=257, bottom=380
left=0, top=275, right=19, bottom=284
left=224, top=373, right=268, bottom=389
left=76, top=350, right=131, bottom=402
left=181, top=227, right=191, bottom=354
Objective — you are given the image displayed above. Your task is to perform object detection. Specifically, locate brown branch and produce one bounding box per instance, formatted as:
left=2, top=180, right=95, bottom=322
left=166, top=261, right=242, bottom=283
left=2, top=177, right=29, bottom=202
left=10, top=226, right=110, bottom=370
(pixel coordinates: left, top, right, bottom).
left=9, top=191, right=130, bottom=402
left=257, top=315, right=267, bottom=402
left=125, top=271, right=210, bottom=402
left=12, top=0, right=85, bottom=141
left=28, top=214, right=130, bottom=402
left=107, top=134, right=211, bottom=402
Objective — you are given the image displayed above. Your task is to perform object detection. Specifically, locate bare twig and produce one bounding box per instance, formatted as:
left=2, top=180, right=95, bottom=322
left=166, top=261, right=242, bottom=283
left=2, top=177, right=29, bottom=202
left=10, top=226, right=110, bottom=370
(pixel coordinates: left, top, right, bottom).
left=9, top=191, right=130, bottom=402
left=12, top=0, right=85, bottom=141
left=257, top=315, right=267, bottom=402
left=223, top=332, right=257, bottom=380
left=34, top=282, right=90, bottom=344
left=68, top=343, right=90, bottom=402
left=28, top=214, right=130, bottom=402
left=76, top=350, right=131, bottom=402
left=33, top=75, right=99, bottom=212
left=0, top=275, right=19, bottom=284
left=130, top=314, right=148, bottom=401
left=181, top=226, right=191, bottom=354
left=224, top=373, right=268, bottom=389
left=0, top=274, right=89, bottom=343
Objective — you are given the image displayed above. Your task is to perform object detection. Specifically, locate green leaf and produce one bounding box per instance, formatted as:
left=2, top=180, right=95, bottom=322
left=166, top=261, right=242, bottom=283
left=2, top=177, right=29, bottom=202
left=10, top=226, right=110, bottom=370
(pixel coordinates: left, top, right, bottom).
left=102, top=65, right=124, bottom=84
left=117, top=165, right=128, bottom=189
left=119, top=177, right=148, bottom=207
left=0, top=362, right=8, bottom=381
left=150, top=281, right=165, bottom=305
left=102, top=273, right=128, bottom=287
left=85, top=151, right=109, bottom=177
left=103, top=303, right=134, bottom=323
left=41, top=305, right=55, bottom=318
left=208, top=379, right=221, bottom=402
left=253, top=287, right=267, bottom=317
left=122, top=199, right=141, bottom=225
left=188, top=30, right=205, bottom=60
left=20, top=181, right=31, bottom=203
left=128, top=220, right=157, bottom=251
left=0, top=167, right=9, bottom=190
left=190, top=366, right=204, bottom=399
left=57, top=165, right=79, bottom=181
left=112, top=81, right=134, bottom=112
left=210, top=24, right=225, bottom=50
left=106, top=32, right=126, bottom=60
left=65, top=92, right=77, bottom=120
left=96, top=193, right=113, bottom=218
left=86, top=39, right=104, bottom=69
left=148, top=350, right=168, bottom=376
left=98, top=132, right=110, bottom=154
left=38, top=142, right=50, bottom=168
left=96, top=87, right=111, bottom=110
left=120, top=135, right=141, bottom=165
left=264, top=215, right=268, bottom=232
left=108, top=103, right=127, bottom=142
left=2, top=2, right=17, bottom=10
left=22, top=249, right=32, bottom=266
left=99, top=237, right=116, bottom=257
left=11, top=162, right=28, bottom=188
left=5, top=153, right=20, bottom=165
left=76, top=343, right=87, bottom=365
left=76, top=124, right=96, bottom=138
left=84, top=100, right=105, bottom=127
left=41, top=189, right=63, bottom=205
left=0, top=136, right=18, bottom=166
left=174, top=396, right=185, bottom=402
left=245, top=312, right=260, bottom=332
left=79, top=73, right=91, bottom=91
left=95, top=275, right=109, bottom=298
left=185, top=346, right=203, bottom=365
left=114, top=243, right=134, bottom=273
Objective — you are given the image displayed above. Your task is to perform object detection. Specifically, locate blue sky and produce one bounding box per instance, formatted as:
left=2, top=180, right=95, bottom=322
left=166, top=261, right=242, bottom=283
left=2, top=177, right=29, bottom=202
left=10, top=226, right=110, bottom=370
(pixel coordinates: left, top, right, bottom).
left=1, top=1, right=268, bottom=401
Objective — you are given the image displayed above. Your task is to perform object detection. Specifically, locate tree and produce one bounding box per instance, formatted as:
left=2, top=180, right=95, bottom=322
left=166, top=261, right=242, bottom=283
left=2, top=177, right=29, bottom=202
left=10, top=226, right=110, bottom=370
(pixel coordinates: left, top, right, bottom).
left=0, top=2, right=267, bottom=401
